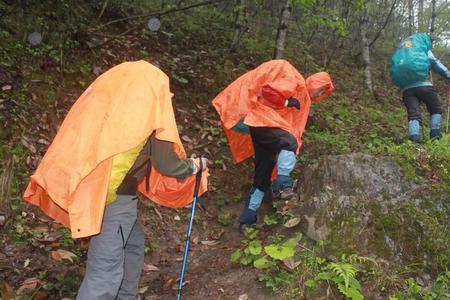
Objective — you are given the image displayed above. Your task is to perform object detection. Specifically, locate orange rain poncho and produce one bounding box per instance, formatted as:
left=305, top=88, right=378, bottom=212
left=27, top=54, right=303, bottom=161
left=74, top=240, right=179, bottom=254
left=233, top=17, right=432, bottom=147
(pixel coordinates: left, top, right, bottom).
left=23, top=61, right=208, bottom=238
left=212, top=59, right=334, bottom=163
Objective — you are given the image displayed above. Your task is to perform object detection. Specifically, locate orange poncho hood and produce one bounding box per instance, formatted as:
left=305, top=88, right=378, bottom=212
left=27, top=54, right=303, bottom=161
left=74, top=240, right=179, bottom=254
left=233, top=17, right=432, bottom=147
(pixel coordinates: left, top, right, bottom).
left=212, top=59, right=333, bottom=163
left=23, top=61, right=208, bottom=238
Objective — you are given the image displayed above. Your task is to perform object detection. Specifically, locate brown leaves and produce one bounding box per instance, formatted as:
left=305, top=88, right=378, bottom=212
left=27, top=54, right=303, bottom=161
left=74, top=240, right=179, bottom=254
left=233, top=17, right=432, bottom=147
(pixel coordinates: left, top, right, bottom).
left=200, top=240, right=220, bottom=246
left=50, top=249, right=77, bottom=263
left=181, top=135, right=193, bottom=143
left=143, top=263, right=160, bottom=272
left=0, top=281, right=15, bottom=300
left=283, top=257, right=301, bottom=271
left=21, top=136, right=37, bottom=154
left=16, top=278, right=38, bottom=296
left=283, top=217, right=301, bottom=228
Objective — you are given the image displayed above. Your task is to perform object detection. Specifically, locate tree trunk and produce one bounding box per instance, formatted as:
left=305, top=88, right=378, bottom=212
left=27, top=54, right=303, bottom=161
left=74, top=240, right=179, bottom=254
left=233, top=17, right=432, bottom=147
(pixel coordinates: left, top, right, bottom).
left=360, top=11, right=374, bottom=95
left=273, top=0, right=292, bottom=59
left=408, top=0, right=414, bottom=35
left=418, top=0, right=424, bottom=31
left=429, top=0, right=437, bottom=38
left=230, top=0, right=246, bottom=51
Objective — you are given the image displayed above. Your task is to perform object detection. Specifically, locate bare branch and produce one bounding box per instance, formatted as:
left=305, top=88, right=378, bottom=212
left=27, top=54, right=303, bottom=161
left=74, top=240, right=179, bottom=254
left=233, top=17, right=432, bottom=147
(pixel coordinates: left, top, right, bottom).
left=93, top=0, right=229, bottom=31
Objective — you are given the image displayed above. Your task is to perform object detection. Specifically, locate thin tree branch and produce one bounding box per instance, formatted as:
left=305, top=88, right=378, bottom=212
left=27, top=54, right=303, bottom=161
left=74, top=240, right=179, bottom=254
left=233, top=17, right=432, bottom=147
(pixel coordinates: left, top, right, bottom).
left=367, top=0, right=399, bottom=48
left=93, top=0, right=229, bottom=31
left=97, top=0, right=110, bottom=21
left=354, top=0, right=399, bottom=58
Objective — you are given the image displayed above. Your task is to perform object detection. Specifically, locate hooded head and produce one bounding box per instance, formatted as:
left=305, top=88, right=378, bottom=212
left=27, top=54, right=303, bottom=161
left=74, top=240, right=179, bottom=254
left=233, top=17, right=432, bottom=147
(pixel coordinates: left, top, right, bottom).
left=305, top=72, right=334, bottom=102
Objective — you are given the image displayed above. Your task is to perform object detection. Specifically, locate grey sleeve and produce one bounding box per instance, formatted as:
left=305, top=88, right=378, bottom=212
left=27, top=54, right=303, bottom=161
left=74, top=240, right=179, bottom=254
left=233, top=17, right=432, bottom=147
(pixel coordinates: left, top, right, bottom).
left=428, top=50, right=450, bottom=79
left=149, top=136, right=194, bottom=180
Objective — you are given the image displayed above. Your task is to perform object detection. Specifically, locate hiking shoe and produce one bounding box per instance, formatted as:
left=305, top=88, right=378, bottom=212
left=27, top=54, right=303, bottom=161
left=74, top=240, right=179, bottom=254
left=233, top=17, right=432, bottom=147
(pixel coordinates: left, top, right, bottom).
left=273, top=188, right=299, bottom=202
left=430, top=129, right=442, bottom=140
left=239, top=208, right=257, bottom=225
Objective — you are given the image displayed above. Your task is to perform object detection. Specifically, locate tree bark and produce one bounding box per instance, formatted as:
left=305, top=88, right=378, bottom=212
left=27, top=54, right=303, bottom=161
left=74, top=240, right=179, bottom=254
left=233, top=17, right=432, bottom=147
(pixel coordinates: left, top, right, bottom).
left=360, top=10, right=374, bottom=95
left=230, top=0, right=246, bottom=51
left=430, top=0, right=437, bottom=38
left=408, top=0, right=414, bottom=35
left=273, top=0, right=292, bottom=59
left=418, top=0, right=424, bottom=31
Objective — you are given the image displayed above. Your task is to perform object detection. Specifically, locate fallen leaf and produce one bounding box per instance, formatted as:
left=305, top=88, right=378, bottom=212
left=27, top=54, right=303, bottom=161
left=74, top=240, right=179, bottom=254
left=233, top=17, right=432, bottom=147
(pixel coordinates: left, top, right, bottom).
left=200, top=240, right=220, bottom=246
left=192, top=235, right=199, bottom=244
left=34, top=231, right=63, bottom=243
left=174, top=215, right=181, bottom=221
left=0, top=215, right=5, bottom=226
left=211, top=229, right=225, bottom=240
left=145, top=295, right=159, bottom=300
left=138, top=286, right=149, bottom=294
left=283, top=257, right=301, bottom=270
left=51, top=249, right=77, bottom=262
left=162, top=277, right=176, bottom=291
left=153, top=207, right=162, bottom=220
left=37, top=139, right=49, bottom=145
left=238, top=294, right=249, bottom=300
left=21, top=137, right=37, bottom=153
left=283, top=217, right=301, bottom=228
left=143, top=263, right=160, bottom=272
left=2, top=85, right=12, bottom=91
left=23, top=258, right=31, bottom=268
left=181, top=135, right=192, bottom=143
left=0, top=281, right=15, bottom=300
left=16, top=278, right=38, bottom=296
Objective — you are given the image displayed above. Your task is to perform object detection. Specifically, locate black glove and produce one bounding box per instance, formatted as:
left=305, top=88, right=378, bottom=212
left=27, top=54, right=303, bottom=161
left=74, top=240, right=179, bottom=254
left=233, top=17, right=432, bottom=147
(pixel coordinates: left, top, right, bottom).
left=286, top=97, right=300, bottom=109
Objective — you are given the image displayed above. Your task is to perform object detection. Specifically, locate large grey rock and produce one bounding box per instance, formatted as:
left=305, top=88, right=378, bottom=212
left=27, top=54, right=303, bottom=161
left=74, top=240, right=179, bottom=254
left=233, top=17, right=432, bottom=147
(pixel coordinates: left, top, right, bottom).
left=294, top=153, right=449, bottom=273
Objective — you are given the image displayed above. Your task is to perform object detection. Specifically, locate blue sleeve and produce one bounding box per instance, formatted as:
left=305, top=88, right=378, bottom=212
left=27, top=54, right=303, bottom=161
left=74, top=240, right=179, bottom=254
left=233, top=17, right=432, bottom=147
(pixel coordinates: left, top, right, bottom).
left=428, top=50, right=450, bottom=80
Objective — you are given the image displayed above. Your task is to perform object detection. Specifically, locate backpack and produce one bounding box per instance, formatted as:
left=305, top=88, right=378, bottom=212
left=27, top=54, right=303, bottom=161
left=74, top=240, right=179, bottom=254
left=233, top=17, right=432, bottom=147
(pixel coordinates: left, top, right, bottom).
left=390, top=33, right=432, bottom=88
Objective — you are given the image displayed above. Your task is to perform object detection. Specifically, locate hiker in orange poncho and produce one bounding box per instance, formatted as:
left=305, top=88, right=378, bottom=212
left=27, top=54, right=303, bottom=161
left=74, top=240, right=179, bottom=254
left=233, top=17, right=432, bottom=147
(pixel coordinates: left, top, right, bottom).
left=23, top=61, right=208, bottom=299
left=212, top=60, right=334, bottom=230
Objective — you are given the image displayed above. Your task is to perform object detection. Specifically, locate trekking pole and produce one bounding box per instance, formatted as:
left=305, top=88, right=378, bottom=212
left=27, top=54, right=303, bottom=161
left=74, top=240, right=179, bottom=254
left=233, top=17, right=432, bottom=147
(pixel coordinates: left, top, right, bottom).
left=446, top=84, right=450, bottom=134
left=176, top=158, right=204, bottom=300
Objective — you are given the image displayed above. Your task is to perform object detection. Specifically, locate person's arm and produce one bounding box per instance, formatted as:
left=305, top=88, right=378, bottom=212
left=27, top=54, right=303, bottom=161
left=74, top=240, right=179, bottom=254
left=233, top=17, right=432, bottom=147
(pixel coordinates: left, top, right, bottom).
left=150, top=136, right=195, bottom=180
left=428, top=50, right=450, bottom=80
left=261, top=85, right=300, bottom=109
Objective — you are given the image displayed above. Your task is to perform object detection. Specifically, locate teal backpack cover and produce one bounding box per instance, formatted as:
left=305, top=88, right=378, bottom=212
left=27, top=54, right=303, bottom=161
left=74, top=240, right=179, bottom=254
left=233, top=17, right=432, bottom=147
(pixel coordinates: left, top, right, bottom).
left=390, top=33, right=432, bottom=88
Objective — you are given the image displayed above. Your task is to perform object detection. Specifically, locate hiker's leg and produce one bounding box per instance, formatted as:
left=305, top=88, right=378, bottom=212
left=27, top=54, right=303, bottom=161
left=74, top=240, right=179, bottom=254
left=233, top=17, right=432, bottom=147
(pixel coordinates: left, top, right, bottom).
left=239, top=128, right=278, bottom=225
left=117, top=221, right=145, bottom=300
left=248, top=127, right=298, bottom=194
left=77, top=195, right=138, bottom=300
left=418, top=86, right=443, bottom=139
left=272, top=136, right=298, bottom=196
left=403, top=88, right=422, bottom=143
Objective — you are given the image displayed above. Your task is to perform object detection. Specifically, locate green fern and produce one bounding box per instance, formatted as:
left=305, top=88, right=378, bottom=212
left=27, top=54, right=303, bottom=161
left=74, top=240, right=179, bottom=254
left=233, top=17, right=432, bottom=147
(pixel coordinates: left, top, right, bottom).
left=316, top=260, right=364, bottom=300
left=327, top=262, right=358, bottom=288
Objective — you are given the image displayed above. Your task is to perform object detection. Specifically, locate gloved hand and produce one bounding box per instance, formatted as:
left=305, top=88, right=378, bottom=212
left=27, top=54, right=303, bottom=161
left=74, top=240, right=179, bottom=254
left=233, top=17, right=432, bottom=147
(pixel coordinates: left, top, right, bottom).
left=191, top=157, right=208, bottom=174
left=285, top=97, right=300, bottom=109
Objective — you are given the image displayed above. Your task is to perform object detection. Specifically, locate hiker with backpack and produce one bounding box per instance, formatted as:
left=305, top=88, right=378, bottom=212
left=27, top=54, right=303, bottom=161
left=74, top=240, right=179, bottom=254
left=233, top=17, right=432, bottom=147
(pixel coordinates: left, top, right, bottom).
left=23, top=61, right=208, bottom=299
left=391, top=33, right=450, bottom=143
left=212, top=59, right=334, bottom=230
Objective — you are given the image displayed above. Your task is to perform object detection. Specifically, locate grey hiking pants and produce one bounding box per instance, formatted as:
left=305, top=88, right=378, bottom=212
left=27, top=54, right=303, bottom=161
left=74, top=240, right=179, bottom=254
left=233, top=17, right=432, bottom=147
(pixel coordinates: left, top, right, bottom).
left=77, top=195, right=145, bottom=300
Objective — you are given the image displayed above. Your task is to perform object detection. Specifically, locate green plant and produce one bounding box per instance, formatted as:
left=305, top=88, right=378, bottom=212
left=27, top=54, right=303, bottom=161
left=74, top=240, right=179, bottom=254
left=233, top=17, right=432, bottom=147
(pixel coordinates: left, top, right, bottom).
left=389, top=271, right=450, bottom=300
left=316, top=262, right=363, bottom=300
left=263, top=214, right=279, bottom=225
left=59, top=227, right=75, bottom=247
left=217, top=213, right=232, bottom=226
left=230, top=231, right=303, bottom=291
